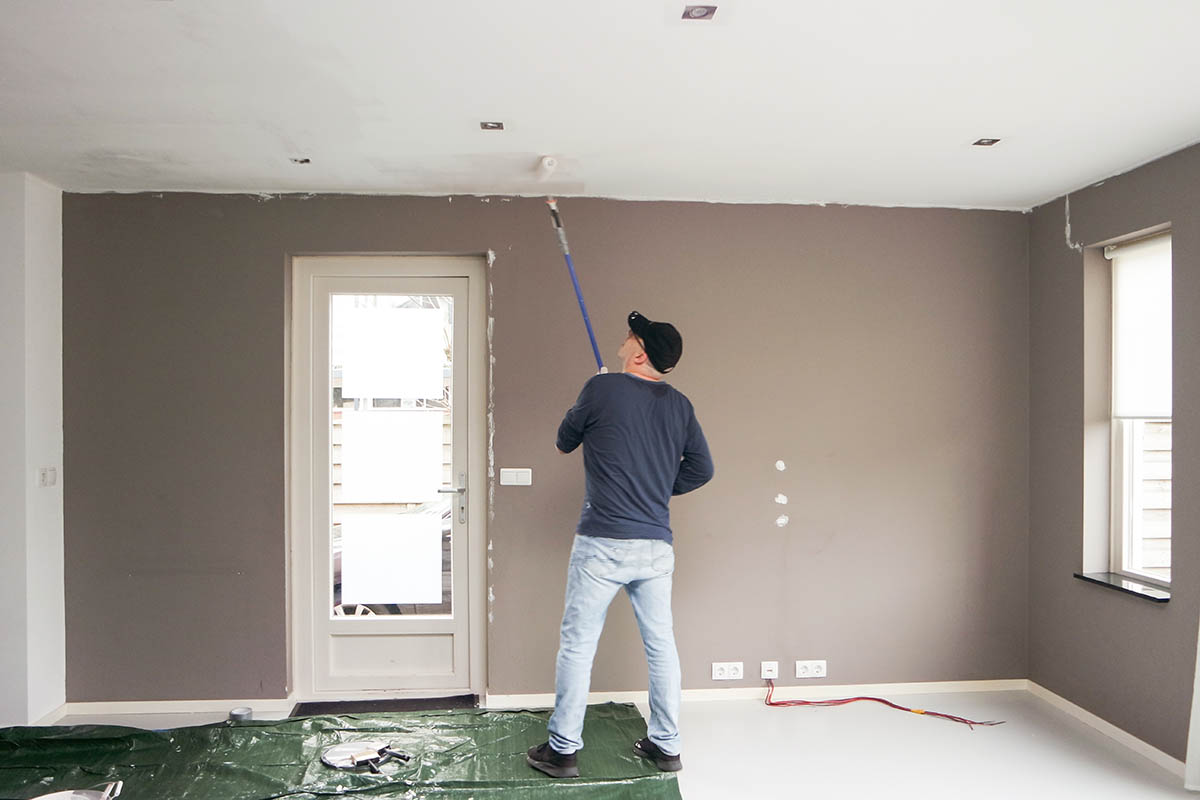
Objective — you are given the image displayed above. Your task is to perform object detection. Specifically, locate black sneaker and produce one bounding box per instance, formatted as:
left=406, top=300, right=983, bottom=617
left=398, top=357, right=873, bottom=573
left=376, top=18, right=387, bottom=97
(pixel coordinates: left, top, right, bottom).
left=633, top=737, right=682, bottom=772
left=526, top=741, right=580, bottom=778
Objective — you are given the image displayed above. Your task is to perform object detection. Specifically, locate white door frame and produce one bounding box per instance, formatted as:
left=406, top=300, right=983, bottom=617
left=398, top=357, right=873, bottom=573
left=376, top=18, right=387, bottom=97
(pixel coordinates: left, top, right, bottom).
left=288, top=254, right=488, bottom=701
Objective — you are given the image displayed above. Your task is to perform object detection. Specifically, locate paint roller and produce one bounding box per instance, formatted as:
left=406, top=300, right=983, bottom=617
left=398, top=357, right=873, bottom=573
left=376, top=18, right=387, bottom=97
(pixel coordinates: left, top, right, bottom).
left=543, top=167, right=606, bottom=374
left=536, top=155, right=558, bottom=182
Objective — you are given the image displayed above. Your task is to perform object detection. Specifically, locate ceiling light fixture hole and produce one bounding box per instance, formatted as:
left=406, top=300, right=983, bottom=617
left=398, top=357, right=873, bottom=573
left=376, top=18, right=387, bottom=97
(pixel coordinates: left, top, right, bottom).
left=683, top=5, right=716, bottom=20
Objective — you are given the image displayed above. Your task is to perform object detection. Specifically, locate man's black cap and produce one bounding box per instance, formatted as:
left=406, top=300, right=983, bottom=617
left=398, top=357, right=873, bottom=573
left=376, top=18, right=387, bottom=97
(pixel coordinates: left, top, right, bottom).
left=628, top=311, right=683, bottom=373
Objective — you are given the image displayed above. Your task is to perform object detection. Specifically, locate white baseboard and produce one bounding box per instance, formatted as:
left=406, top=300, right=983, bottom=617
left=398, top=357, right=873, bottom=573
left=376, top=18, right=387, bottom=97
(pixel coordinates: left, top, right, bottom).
left=58, top=697, right=296, bottom=720
left=54, top=690, right=472, bottom=721
left=39, top=679, right=1191, bottom=786
left=33, top=703, right=67, bottom=725
left=1026, top=682, right=1185, bottom=780
left=483, top=678, right=1028, bottom=709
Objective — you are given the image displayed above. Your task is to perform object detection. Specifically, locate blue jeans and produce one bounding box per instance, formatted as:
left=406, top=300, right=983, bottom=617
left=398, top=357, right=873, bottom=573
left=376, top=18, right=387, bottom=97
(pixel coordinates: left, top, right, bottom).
left=547, top=534, right=681, bottom=756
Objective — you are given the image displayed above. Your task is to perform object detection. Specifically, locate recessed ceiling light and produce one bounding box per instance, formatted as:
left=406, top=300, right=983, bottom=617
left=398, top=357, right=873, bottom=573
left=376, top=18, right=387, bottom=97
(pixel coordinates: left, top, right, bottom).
left=480, top=121, right=505, bottom=131
left=972, top=138, right=1001, bottom=147
left=290, top=157, right=311, bottom=164
left=683, top=5, right=717, bottom=19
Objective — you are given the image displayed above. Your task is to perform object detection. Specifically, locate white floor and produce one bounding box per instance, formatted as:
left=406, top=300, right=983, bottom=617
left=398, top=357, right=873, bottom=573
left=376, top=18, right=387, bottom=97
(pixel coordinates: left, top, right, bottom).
left=55, top=690, right=1192, bottom=799
left=638, top=691, right=1192, bottom=799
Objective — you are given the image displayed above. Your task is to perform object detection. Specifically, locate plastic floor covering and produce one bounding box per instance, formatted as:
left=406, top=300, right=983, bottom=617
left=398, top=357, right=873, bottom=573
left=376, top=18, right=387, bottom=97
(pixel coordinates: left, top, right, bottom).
left=0, top=703, right=682, bottom=800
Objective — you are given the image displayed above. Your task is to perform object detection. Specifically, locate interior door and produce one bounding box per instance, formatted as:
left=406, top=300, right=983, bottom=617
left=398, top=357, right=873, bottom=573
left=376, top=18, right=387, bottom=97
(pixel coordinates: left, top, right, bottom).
left=291, top=256, right=486, bottom=699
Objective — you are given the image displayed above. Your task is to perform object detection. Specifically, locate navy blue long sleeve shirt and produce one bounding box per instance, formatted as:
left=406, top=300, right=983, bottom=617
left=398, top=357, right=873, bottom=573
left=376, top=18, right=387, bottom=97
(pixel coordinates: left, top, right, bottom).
left=556, top=373, right=714, bottom=543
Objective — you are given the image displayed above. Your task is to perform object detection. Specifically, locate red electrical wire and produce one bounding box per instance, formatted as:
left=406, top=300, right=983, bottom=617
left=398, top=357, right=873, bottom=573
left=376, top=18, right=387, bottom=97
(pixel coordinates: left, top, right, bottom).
left=764, top=679, right=1004, bottom=729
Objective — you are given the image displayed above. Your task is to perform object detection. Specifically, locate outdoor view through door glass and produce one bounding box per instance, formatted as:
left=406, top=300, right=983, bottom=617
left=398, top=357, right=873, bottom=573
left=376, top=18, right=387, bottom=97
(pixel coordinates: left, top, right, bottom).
left=330, top=293, right=453, bottom=617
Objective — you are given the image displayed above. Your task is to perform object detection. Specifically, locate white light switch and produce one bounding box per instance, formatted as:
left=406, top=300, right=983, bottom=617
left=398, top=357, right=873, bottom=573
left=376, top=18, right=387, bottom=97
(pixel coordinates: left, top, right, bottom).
left=37, top=467, right=57, bottom=488
left=499, top=468, right=533, bottom=486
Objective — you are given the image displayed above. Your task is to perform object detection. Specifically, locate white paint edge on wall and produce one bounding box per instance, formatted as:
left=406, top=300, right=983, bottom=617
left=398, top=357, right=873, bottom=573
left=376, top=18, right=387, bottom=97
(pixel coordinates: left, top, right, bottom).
left=1027, top=681, right=1185, bottom=780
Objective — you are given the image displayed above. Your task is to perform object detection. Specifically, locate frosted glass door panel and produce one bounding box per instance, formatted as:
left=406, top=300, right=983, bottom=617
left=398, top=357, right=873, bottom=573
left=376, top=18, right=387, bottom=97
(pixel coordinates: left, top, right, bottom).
left=335, top=305, right=445, bottom=399
left=339, top=410, right=443, bottom=503
left=340, top=514, right=443, bottom=605
left=330, top=294, right=453, bottom=617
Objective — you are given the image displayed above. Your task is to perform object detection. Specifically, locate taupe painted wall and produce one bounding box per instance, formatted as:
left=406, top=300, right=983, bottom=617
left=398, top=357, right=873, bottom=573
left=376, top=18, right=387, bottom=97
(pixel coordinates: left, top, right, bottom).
left=63, top=194, right=1029, bottom=702
left=1028, top=143, right=1200, bottom=761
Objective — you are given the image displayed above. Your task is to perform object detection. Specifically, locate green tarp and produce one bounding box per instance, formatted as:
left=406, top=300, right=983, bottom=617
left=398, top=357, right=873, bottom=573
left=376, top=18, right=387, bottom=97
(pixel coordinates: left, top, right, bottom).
left=0, top=703, right=681, bottom=799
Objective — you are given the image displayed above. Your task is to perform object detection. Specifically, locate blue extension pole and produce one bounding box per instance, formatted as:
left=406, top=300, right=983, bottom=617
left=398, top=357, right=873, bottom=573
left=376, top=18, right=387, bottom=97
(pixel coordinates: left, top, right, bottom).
left=546, top=198, right=606, bottom=373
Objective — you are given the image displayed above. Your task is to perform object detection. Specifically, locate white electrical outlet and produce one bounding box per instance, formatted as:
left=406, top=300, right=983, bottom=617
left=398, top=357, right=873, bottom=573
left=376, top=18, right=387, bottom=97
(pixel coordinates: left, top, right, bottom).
left=795, top=659, right=827, bottom=678
left=760, top=660, right=779, bottom=680
left=711, top=661, right=744, bottom=680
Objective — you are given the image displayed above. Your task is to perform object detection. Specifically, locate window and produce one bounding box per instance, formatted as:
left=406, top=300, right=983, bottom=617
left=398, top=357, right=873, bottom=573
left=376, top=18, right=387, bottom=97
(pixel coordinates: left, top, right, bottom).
left=1107, top=234, right=1171, bottom=586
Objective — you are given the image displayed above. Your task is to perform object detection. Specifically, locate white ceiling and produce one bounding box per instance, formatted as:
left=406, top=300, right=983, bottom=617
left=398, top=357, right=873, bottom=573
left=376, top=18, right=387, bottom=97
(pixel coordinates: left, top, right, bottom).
left=3, top=1, right=1199, bottom=210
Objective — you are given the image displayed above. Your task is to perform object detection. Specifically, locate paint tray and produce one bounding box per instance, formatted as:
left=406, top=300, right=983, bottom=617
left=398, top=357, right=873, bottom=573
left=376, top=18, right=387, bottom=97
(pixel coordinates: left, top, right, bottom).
left=0, top=702, right=680, bottom=799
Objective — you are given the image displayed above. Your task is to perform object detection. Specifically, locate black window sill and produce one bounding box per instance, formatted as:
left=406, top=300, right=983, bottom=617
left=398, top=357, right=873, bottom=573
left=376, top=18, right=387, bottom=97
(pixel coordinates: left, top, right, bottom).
left=1073, top=572, right=1170, bottom=603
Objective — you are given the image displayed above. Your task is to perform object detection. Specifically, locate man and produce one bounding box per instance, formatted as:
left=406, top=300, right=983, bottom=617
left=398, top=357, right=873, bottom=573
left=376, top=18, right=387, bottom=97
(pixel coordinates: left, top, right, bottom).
left=527, top=310, right=714, bottom=779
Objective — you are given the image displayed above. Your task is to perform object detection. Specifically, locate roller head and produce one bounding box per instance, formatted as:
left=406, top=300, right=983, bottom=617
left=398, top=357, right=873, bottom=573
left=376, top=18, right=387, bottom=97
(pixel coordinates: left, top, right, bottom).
left=536, top=155, right=558, bottom=182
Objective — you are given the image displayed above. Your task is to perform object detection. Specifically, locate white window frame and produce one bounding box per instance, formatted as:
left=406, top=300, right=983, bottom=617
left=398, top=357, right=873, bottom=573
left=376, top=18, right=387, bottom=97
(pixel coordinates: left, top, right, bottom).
left=1107, top=234, right=1171, bottom=589
left=1109, top=417, right=1170, bottom=587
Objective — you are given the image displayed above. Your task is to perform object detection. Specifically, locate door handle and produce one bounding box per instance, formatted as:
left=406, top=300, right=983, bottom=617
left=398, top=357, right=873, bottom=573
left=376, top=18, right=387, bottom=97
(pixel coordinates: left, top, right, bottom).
left=438, top=476, right=467, bottom=524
